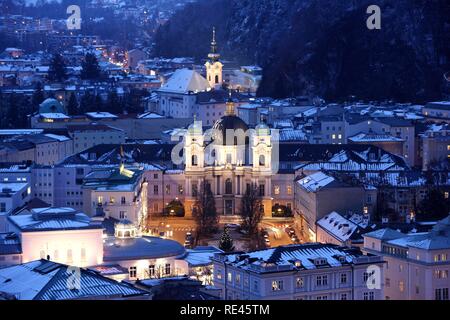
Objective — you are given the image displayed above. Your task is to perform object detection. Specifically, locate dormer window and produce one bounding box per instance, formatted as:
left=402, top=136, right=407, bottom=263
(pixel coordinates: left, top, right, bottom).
left=314, top=258, right=327, bottom=266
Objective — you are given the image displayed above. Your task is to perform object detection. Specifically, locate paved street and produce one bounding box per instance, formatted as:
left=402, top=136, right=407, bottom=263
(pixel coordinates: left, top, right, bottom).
left=145, top=217, right=302, bottom=250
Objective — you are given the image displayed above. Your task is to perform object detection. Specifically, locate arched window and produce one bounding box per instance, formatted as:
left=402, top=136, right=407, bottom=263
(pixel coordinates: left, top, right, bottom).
left=215, top=75, right=219, bottom=84
left=225, top=179, right=232, bottom=195
left=192, top=155, right=198, bottom=166
left=259, top=155, right=265, bottom=166
left=124, top=231, right=131, bottom=237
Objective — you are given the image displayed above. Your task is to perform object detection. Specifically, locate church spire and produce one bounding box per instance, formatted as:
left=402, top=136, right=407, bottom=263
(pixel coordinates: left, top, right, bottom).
left=208, top=27, right=220, bottom=62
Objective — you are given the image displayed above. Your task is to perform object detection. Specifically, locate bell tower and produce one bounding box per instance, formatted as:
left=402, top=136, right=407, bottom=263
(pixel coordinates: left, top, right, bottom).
left=252, top=123, right=272, bottom=172
left=185, top=119, right=205, bottom=171
left=205, top=27, right=223, bottom=89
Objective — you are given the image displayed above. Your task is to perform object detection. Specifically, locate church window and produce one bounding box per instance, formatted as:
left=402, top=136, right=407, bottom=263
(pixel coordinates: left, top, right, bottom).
left=259, top=184, right=265, bottom=197
left=192, top=155, right=198, bottom=166
left=259, top=155, right=265, bottom=166
left=215, top=75, right=219, bottom=84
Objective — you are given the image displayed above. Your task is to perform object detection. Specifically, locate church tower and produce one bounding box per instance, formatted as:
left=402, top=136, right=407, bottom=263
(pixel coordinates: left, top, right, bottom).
left=205, top=27, right=223, bottom=89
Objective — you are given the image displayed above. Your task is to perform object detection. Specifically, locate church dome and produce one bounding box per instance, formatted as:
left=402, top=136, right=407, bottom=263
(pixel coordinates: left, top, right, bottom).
left=212, top=115, right=249, bottom=145
left=39, top=98, right=66, bottom=114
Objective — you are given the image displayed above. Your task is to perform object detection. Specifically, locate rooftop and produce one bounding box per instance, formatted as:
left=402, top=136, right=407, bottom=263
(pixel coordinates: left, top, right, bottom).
left=297, top=172, right=336, bottom=192
left=364, top=216, right=450, bottom=250
left=7, top=207, right=102, bottom=232
left=159, top=68, right=210, bottom=94
left=103, top=236, right=186, bottom=261
left=215, top=243, right=379, bottom=272
left=0, top=260, right=148, bottom=300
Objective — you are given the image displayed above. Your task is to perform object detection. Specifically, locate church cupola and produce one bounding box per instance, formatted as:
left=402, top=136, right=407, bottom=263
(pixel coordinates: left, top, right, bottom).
left=205, top=27, right=223, bottom=89
left=225, top=94, right=236, bottom=116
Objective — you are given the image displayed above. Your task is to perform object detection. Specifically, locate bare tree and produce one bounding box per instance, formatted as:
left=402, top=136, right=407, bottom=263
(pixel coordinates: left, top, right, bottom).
left=240, top=183, right=263, bottom=235
left=192, top=181, right=219, bottom=245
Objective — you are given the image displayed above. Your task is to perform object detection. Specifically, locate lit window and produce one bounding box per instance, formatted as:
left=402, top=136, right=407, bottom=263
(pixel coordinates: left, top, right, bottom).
left=165, top=263, right=171, bottom=275
left=399, top=281, right=405, bottom=292
left=129, top=266, right=137, bottom=278
left=287, top=185, right=293, bottom=195
left=274, top=186, right=280, bottom=195
left=296, top=277, right=304, bottom=288
left=272, top=280, right=284, bottom=291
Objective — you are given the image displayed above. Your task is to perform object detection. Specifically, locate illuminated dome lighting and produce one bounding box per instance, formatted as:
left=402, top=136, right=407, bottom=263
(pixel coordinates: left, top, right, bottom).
left=114, top=219, right=137, bottom=239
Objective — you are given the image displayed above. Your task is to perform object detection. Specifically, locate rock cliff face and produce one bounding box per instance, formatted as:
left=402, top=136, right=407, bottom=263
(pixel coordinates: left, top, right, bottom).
left=154, top=0, right=450, bottom=102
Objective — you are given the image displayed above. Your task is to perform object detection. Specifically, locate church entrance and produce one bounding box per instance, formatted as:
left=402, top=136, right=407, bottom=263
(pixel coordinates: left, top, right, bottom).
left=224, top=200, right=234, bottom=215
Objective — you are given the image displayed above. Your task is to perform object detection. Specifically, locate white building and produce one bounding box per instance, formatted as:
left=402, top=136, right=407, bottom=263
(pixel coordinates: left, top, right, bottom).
left=363, top=216, right=450, bottom=300
left=82, top=165, right=148, bottom=228
left=102, top=220, right=187, bottom=281
left=6, top=207, right=104, bottom=267
left=212, top=243, right=385, bottom=300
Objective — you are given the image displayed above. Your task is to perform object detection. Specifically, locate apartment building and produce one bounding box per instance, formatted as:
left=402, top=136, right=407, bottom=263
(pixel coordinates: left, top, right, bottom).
left=212, top=243, right=384, bottom=300
left=363, top=216, right=450, bottom=300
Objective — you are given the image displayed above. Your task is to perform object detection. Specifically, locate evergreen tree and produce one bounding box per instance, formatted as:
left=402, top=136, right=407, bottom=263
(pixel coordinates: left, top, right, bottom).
left=31, top=82, right=45, bottom=113
left=81, top=53, right=101, bottom=80
left=0, top=91, right=9, bottom=128
left=79, top=91, right=96, bottom=113
left=94, top=94, right=104, bottom=112
left=417, top=188, right=450, bottom=221
left=48, top=53, right=67, bottom=82
left=107, top=90, right=122, bottom=114
left=67, top=93, right=79, bottom=115
left=219, top=227, right=234, bottom=252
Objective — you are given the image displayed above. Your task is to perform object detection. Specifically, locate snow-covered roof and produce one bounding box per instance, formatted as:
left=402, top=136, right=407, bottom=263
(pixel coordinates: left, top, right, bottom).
left=316, top=212, right=363, bottom=242
left=184, top=247, right=223, bottom=267
left=85, top=112, right=118, bottom=119
left=297, top=172, right=335, bottom=192
left=218, top=243, right=374, bottom=272
left=279, top=129, right=307, bottom=142
left=137, top=112, right=165, bottom=119
left=0, top=182, right=28, bottom=193
left=159, top=68, right=210, bottom=94
left=39, top=113, right=70, bottom=119
left=0, top=260, right=147, bottom=300
left=349, top=133, right=404, bottom=143
left=0, top=129, right=43, bottom=136
left=365, top=216, right=450, bottom=251
left=44, top=134, right=70, bottom=142
left=7, top=208, right=101, bottom=232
